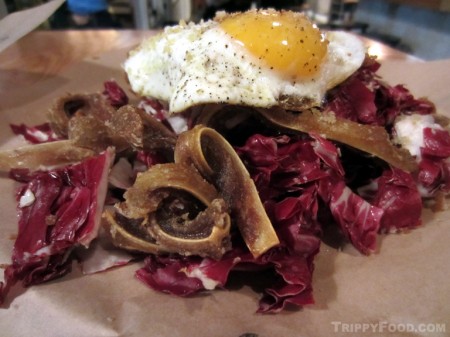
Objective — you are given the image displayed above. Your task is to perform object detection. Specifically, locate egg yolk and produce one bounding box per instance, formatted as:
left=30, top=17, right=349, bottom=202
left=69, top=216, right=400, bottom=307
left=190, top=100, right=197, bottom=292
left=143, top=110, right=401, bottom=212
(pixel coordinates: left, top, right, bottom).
left=220, top=10, right=328, bottom=79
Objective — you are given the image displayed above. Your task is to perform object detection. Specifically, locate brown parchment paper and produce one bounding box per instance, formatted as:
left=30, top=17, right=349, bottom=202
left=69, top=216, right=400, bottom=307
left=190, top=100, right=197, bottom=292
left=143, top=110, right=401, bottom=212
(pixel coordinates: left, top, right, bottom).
left=0, top=49, right=449, bottom=337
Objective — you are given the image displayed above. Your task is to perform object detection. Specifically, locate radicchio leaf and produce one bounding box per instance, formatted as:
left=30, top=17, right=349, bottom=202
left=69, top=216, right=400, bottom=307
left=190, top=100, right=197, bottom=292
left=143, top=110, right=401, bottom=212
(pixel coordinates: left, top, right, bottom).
left=10, top=123, right=61, bottom=144
left=371, top=168, right=422, bottom=232
left=103, top=80, right=129, bottom=108
left=0, top=149, right=113, bottom=304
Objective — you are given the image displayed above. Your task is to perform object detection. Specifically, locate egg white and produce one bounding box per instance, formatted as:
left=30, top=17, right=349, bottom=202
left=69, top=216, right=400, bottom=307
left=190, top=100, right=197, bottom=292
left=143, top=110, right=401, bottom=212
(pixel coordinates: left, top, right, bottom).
left=124, top=18, right=366, bottom=114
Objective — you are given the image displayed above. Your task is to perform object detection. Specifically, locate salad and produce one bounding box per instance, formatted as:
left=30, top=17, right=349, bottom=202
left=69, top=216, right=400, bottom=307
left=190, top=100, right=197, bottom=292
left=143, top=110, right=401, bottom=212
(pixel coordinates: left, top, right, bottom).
left=1, top=10, right=450, bottom=314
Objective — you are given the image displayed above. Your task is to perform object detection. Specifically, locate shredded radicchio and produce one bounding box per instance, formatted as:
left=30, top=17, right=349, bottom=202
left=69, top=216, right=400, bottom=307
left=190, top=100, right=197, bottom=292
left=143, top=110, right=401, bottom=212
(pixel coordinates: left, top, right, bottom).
left=136, top=134, right=373, bottom=312
left=103, top=80, right=129, bottom=108
left=2, top=62, right=450, bottom=314
left=417, top=127, right=450, bottom=196
left=0, top=149, right=113, bottom=304
left=10, top=123, right=61, bottom=144
left=325, top=58, right=435, bottom=127
left=134, top=59, right=448, bottom=313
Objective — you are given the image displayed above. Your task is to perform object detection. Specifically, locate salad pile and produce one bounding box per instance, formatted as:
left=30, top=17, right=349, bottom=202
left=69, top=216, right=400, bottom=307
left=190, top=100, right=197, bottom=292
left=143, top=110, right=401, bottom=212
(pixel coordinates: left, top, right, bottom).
left=0, top=56, right=449, bottom=313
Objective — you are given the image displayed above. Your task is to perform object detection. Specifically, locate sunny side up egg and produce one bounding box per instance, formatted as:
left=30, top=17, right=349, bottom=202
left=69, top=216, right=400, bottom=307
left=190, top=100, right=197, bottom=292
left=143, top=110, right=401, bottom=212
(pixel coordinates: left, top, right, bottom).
left=124, top=9, right=366, bottom=114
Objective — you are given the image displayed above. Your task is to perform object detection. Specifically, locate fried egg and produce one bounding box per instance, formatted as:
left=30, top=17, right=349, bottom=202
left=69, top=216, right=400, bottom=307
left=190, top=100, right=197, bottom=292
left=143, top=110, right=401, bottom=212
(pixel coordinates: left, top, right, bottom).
left=124, top=9, right=366, bottom=114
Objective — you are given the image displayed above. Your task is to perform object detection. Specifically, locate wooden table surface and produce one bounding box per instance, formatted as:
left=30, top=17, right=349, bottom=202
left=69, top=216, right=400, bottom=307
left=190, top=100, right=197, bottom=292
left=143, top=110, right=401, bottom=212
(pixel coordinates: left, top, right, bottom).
left=0, top=29, right=420, bottom=94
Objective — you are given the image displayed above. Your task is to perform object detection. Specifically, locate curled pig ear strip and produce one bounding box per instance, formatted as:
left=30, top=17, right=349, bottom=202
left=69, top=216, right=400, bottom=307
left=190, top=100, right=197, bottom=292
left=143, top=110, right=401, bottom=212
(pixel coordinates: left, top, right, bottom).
left=110, top=105, right=176, bottom=158
left=102, top=209, right=164, bottom=255
left=47, top=93, right=117, bottom=138
left=194, top=106, right=417, bottom=173
left=49, top=96, right=176, bottom=159
left=104, top=163, right=232, bottom=260
left=0, top=140, right=95, bottom=172
left=48, top=93, right=177, bottom=156
left=175, top=125, right=280, bottom=258
left=258, top=108, right=418, bottom=172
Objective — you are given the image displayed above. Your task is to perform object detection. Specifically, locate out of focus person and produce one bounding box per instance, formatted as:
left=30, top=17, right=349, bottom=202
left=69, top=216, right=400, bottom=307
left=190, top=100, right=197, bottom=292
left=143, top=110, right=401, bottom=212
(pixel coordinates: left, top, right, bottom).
left=66, top=0, right=120, bottom=28
left=203, top=0, right=253, bottom=19
left=258, top=0, right=305, bottom=10
left=202, top=0, right=306, bottom=19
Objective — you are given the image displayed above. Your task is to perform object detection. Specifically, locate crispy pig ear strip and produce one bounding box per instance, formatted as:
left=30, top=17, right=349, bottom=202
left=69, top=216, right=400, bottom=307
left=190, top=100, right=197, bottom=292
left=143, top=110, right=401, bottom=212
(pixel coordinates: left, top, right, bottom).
left=68, top=104, right=176, bottom=157
left=47, top=93, right=116, bottom=138
left=175, top=125, right=280, bottom=257
left=48, top=93, right=131, bottom=152
left=48, top=93, right=176, bottom=157
left=0, top=140, right=95, bottom=172
left=258, top=107, right=418, bottom=172
left=104, top=163, right=231, bottom=259
left=68, top=115, right=124, bottom=153
left=196, top=106, right=417, bottom=172
left=102, top=209, right=163, bottom=254
left=109, top=105, right=177, bottom=157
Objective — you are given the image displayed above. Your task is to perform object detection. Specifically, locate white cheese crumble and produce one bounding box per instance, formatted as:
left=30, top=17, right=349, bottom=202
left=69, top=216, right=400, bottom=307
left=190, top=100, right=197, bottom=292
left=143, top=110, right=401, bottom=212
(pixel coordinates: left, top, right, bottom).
left=184, top=265, right=219, bottom=290
left=22, top=245, right=53, bottom=262
left=394, top=114, right=443, bottom=159
left=19, top=189, right=36, bottom=208
left=167, top=115, right=188, bottom=134
left=30, top=129, right=50, bottom=142
left=181, top=257, right=241, bottom=290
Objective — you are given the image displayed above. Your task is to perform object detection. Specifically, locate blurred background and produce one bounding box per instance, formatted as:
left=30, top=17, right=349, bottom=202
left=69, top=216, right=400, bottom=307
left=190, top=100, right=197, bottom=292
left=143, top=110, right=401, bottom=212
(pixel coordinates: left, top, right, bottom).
left=1, top=0, right=450, bottom=60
